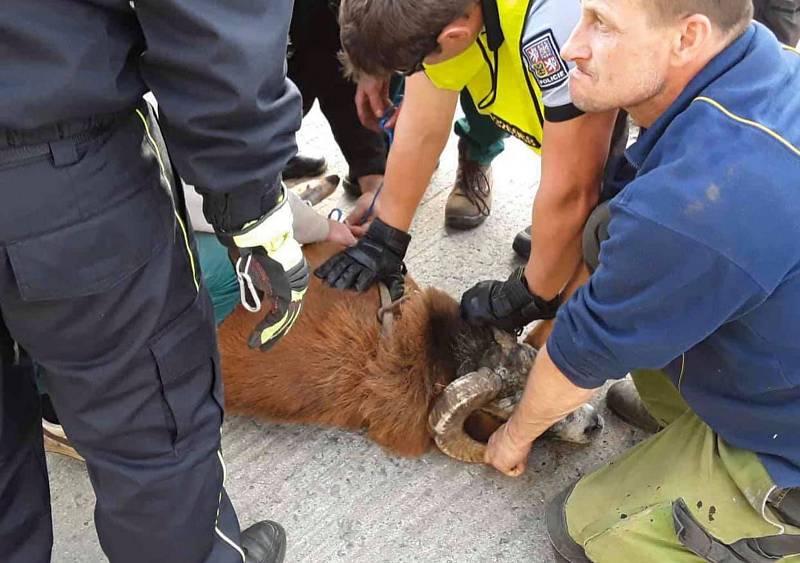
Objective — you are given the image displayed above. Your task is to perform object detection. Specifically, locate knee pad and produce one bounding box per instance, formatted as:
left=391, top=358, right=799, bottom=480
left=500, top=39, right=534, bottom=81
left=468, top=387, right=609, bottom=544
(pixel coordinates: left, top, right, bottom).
left=582, top=202, right=611, bottom=273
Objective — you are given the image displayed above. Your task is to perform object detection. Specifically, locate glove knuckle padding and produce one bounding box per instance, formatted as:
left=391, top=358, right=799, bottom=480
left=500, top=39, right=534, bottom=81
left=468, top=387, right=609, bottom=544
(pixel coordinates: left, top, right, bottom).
left=345, top=243, right=380, bottom=271
left=460, top=267, right=560, bottom=332
left=318, top=218, right=410, bottom=296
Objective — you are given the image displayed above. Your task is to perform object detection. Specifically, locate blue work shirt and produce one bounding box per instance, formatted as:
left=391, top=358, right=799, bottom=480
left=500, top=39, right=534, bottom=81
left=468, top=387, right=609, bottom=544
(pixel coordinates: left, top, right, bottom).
left=548, top=24, right=800, bottom=488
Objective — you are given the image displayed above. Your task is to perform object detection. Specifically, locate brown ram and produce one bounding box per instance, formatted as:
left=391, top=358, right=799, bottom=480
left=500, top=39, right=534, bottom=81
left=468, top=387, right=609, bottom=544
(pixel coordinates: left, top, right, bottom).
left=219, top=242, right=603, bottom=462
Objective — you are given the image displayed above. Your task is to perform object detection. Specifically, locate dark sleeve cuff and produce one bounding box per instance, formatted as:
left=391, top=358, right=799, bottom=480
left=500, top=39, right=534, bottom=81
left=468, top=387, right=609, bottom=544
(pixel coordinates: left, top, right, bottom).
left=545, top=103, right=584, bottom=123
left=197, top=176, right=282, bottom=233
left=547, top=324, right=611, bottom=390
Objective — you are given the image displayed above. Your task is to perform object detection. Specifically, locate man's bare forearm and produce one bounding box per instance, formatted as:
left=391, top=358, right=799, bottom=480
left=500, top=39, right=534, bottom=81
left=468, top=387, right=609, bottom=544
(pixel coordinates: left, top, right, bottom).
left=506, top=345, right=598, bottom=445
left=524, top=111, right=618, bottom=300
left=526, top=185, right=595, bottom=300
left=380, top=131, right=450, bottom=231
left=379, top=74, right=459, bottom=232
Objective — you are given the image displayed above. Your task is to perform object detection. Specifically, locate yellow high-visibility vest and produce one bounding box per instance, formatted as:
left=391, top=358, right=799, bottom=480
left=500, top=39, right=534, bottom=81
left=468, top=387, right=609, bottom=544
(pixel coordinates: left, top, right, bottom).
left=425, top=0, right=565, bottom=153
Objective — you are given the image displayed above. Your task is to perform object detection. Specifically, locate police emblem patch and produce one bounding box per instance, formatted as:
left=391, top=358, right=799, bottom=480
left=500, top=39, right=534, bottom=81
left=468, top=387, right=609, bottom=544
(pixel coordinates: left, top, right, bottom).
left=522, top=29, right=569, bottom=91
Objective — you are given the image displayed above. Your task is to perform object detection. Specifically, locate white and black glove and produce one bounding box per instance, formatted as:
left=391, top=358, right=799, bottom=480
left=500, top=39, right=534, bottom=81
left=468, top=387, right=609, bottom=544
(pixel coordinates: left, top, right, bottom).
left=222, top=185, right=309, bottom=351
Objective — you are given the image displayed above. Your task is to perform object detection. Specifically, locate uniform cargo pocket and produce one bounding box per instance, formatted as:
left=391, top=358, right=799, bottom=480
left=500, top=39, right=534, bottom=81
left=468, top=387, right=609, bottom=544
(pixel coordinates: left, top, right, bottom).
left=7, top=184, right=170, bottom=301
left=149, top=295, right=223, bottom=452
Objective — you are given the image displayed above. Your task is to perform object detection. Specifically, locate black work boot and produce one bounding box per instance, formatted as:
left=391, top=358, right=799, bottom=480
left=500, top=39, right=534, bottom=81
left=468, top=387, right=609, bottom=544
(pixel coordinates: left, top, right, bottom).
left=512, top=225, right=531, bottom=259
left=242, top=521, right=287, bottom=563
left=606, top=380, right=662, bottom=433
left=445, top=140, right=492, bottom=230
left=342, top=174, right=361, bottom=197
left=546, top=485, right=591, bottom=563
left=283, top=154, right=327, bottom=180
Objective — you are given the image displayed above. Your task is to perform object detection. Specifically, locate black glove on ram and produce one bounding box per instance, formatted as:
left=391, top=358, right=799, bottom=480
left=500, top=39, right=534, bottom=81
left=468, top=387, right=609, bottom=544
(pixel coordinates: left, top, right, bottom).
left=460, top=267, right=561, bottom=334
left=315, top=218, right=410, bottom=300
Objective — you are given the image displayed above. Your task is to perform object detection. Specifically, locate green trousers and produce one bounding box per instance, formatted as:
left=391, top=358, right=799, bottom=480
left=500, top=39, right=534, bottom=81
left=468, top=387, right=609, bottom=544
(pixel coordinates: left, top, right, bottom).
left=565, top=370, right=800, bottom=562
left=454, top=89, right=508, bottom=166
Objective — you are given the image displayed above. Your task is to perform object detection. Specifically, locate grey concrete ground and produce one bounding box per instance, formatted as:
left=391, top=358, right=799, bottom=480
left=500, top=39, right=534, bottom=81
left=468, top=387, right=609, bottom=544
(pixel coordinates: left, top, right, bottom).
left=47, top=105, right=643, bottom=562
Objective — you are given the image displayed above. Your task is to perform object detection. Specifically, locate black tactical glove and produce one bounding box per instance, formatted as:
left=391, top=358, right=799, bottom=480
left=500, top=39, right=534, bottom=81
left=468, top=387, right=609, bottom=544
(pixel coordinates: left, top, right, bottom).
left=460, top=267, right=561, bottom=334
left=315, top=218, right=410, bottom=300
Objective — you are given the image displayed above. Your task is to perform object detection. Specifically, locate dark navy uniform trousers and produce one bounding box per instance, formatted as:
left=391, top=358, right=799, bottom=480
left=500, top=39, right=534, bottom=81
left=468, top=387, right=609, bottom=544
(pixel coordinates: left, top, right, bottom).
left=0, top=104, right=246, bottom=563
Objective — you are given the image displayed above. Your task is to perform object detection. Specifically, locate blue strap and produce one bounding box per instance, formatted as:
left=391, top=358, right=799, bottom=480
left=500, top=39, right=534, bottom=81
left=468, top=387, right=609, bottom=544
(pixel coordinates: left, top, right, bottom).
left=358, top=182, right=383, bottom=226
left=349, top=97, right=400, bottom=226
left=378, top=95, right=402, bottom=146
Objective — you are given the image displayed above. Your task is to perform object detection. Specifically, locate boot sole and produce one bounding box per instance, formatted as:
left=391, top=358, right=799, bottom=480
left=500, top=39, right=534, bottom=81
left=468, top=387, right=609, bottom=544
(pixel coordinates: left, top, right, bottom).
left=445, top=213, right=488, bottom=230
left=546, top=484, right=592, bottom=563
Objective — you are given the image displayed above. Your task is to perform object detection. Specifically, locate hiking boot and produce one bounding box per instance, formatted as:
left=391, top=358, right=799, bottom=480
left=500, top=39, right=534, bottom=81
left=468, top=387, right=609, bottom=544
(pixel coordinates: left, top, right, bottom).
left=283, top=154, right=327, bottom=180
left=546, top=484, right=591, bottom=563
left=512, top=225, right=531, bottom=259
left=242, top=521, right=287, bottom=563
left=606, top=380, right=662, bottom=433
left=42, top=419, right=84, bottom=462
left=445, top=141, right=492, bottom=229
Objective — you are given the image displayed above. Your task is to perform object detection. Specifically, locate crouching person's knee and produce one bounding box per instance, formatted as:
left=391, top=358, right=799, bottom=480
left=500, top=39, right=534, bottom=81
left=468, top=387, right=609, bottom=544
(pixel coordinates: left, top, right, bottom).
left=582, top=202, right=611, bottom=273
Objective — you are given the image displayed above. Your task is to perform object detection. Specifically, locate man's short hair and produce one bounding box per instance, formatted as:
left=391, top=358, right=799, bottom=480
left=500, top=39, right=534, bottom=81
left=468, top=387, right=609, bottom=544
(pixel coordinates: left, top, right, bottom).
left=648, top=0, right=754, bottom=35
left=338, top=0, right=475, bottom=78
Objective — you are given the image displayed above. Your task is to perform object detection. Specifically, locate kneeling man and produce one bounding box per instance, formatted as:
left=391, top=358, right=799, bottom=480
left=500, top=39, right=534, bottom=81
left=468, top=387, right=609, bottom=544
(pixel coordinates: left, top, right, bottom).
left=472, top=1, right=800, bottom=560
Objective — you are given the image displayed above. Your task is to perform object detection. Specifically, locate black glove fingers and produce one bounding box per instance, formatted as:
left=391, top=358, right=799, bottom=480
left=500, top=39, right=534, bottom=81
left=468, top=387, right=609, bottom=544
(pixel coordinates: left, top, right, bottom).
left=322, top=254, right=353, bottom=287
left=314, top=254, right=343, bottom=280
left=354, top=267, right=379, bottom=294
left=317, top=219, right=410, bottom=294
left=333, top=261, right=364, bottom=291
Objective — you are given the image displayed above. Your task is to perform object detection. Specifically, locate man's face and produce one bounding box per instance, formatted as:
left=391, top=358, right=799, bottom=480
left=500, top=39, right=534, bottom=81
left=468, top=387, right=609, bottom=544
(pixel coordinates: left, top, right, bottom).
left=562, top=0, right=674, bottom=113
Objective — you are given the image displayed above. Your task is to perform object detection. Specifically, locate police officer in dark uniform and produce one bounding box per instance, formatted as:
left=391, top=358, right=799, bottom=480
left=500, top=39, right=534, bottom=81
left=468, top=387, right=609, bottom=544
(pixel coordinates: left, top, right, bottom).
left=0, top=1, right=308, bottom=562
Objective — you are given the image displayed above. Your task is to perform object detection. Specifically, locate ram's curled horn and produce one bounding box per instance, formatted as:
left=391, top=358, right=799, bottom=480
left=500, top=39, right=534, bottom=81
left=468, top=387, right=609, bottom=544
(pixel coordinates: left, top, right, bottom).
left=428, top=367, right=504, bottom=463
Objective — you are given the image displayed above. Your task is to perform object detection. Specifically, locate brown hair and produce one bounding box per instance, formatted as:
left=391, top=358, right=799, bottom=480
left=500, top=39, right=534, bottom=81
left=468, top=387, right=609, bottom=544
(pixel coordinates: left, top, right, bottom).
left=338, top=0, right=476, bottom=78
left=648, top=0, right=753, bottom=35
